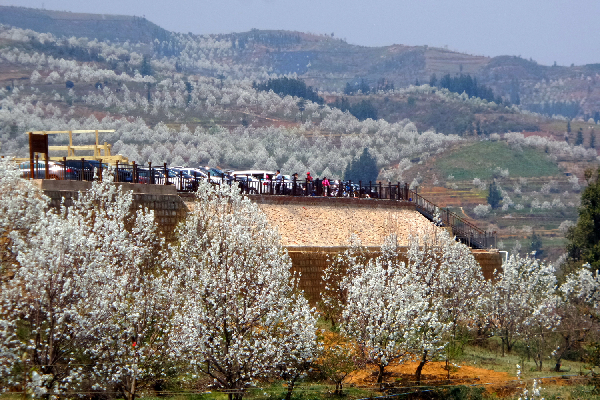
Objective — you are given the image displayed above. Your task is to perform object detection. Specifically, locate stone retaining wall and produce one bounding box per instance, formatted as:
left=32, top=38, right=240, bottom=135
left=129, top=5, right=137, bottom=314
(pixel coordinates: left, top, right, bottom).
left=34, top=183, right=501, bottom=299
left=287, top=246, right=502, bottom=303
left=35, top=179, right=188, bottom=240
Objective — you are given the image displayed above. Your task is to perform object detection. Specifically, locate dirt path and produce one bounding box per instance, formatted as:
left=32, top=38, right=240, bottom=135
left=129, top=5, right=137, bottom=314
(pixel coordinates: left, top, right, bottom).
left=347, top=361, right=521, bottom=396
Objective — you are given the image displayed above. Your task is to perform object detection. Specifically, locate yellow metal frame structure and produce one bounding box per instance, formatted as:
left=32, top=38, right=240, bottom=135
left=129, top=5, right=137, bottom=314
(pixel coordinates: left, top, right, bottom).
left=19, top=130, right=129, bottom=165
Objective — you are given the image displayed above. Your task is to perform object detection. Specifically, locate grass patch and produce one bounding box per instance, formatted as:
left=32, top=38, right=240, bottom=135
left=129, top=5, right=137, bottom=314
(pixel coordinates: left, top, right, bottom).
left=435, top=141, right=561, bottom=181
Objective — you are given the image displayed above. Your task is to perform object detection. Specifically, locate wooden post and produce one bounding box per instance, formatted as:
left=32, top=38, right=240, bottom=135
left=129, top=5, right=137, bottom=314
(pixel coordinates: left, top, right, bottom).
left=94, top=130, right=99, bottom=157
left=68, top=130, right=73, bottom=157
left=28, top=132, right=34, bottom=180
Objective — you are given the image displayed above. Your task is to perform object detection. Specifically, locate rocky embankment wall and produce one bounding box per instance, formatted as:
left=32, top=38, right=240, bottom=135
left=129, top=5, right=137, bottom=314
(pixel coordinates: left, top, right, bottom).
left=36, top=183, right=502, bottom=301
left=36, top=180, right=188, bottom=240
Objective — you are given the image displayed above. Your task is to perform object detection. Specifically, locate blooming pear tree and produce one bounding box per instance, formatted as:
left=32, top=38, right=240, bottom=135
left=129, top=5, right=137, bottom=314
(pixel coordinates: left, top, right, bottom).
left=484, top=254, right=559, bottom=366
left=320, top=234, right=369, bottom=328
left=1, top=166, right=168, bottom=397
left=340, top=230, right=486, bottom=385
left=69, top=175, right=170, bottom=400
left=0, top=158, right=50, bottom=390
left=167, top=181, right=317, bottom=400
left=402, top=230, right=485, bottom=383
left=340, top=236, right=419, bottom=385
left=549, top=270, right=597, bottom=372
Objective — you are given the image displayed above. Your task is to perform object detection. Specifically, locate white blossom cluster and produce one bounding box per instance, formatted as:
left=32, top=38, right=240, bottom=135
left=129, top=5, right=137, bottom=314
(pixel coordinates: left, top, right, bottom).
left=504, top=131, right=598, bottom=161
left=324, top=230, right=485, bottom=383
left=0, top=87, right=457, bottom=178
left=0, top=161, right=317, bottom=398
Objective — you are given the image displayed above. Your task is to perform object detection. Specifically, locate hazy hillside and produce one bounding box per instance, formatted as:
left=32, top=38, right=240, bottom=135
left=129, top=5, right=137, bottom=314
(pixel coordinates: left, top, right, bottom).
left=2, top=6, right=600, bottom=121
left=0, top=7, right=599, bottom=260
left=0, top=6, right=171, bottom=43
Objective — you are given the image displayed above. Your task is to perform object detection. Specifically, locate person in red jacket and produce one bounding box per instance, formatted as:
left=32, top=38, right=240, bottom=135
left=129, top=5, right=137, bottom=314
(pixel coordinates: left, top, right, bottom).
left=306, top=172, right=313, bottom=196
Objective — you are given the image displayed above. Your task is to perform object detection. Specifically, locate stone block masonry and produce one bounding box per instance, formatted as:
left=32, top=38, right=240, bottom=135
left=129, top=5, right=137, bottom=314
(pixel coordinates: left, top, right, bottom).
left=287, top=245, right=502, bottom=303
left=35, top=180, right=188, bottom=240
left=34, top=183, right=502, bottom=301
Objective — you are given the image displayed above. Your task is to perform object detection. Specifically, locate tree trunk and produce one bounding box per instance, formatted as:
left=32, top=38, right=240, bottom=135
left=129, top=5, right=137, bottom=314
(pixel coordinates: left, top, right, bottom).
left=285, top=374, right=298, bottom=400
left=233, top=391, right=244, bottom=400
left=415, top=350, right=428, bottom=385
left=376, top=363, right=385, bottom=384
left=334, top=381, right=342, bottom=395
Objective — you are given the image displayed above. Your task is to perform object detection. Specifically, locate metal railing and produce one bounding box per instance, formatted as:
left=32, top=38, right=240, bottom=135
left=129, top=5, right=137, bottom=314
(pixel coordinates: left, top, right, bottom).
left=27, top=158, right=494, bottom=249
left=410, top=190, right=494, bottom=249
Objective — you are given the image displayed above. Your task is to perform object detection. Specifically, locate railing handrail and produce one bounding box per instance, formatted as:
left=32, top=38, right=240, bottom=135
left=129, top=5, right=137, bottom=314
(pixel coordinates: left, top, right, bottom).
left=29, top=158, right=493, bottom=248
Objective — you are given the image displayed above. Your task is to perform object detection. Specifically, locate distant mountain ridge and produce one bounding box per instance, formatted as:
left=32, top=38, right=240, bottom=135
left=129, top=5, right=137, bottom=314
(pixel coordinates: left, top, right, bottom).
left=0, top=6, right=171, bottom=43
left=1, top=6, right=599, bottom=117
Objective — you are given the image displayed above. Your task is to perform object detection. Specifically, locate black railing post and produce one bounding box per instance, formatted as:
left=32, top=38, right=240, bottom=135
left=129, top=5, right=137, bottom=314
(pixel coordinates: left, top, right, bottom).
left=148, top=162, right=152, bottom=184
left=63, top=156, right=67, bottom=180
left=80, top=158, right=85, bottom=181
left=132, top=161, right=137, bottom=183
left=163, top=163, right=168, bottom=185
left=115, top=160, right=119, bottom=183
left=293, top=176, right=297, bottom=196
left=98, top=159, right=103, bottom=182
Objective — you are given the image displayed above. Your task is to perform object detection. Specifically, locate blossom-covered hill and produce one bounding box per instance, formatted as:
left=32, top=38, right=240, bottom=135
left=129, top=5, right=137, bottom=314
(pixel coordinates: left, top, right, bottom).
left=0, top=11, right=599, bottom=261
left=2, top=5, right=600, bottom=120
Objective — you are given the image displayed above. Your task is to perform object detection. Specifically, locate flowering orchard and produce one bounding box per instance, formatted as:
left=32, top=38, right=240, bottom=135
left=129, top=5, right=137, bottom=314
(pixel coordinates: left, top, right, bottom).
left=0, top=160, right=317, bottom=398
left=1, top=158, right=600, bottom=397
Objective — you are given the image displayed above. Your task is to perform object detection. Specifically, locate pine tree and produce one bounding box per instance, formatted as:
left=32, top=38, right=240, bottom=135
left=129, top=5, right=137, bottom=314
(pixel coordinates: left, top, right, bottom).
left=530, top=231, right=543, bottom=258
left=487, top=180, right=503, bottom=209
left=566, top=167, right=600, bottom=269
left=429, top=73, right=438, bottom=87
left=576, top=128, right=584, bottom=146
left=343, top=148, right=379, bottom=183
left=140, top=55, right=153, bottom=77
